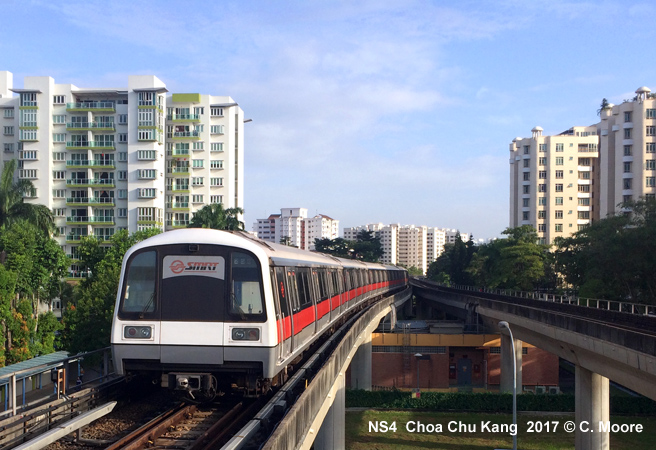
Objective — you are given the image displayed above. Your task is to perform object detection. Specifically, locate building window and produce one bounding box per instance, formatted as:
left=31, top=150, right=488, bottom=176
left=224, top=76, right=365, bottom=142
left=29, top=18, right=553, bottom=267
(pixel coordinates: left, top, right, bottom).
left=192, top=159, right=204, bottom=168
left=210, top=195, right=223, bottom=204
left=117, top=208, right=127, bottom=217
left=52, top=189, right=66, bottom=198
left=193, top=141, right=204, bottom=150
left=555, top=197, right=563, bottom=205
left=522, top=198, right=530, bottom=207
left=624, top=145, right=632, bottom=156
left=523, top=172, right=530, bottom=181
left=19, top=150, right=38, bottom=160
left=623, top=178, right=633, bottom=189
left=138, top=169, right=157, bottom=179
left=210, top=125, right=224, bottom=135
left=20, top=93, right=37, bottom=107
left=192, top=177, right=204, bottom=186
left=523, top=159, right=530, bottom=168
left=210, top=160, right=223, bottom=169
left=647, top=177, right=656, bottom=187
left=4, top=126, right=14, bottom=135
left=647, top=143, right=656, bottom=153
left=118, top=171, right=127, bottom=181
left=118, top=114, right=128, bottom=125
left=624, top=128, right=632, bottom=139
left=118, top=133, right=128, bottom=143
left=648, top=126, right=656, bottom=137
left=53, top=208, right=66, bottom=217
left=211, top=107, right=224, bottom=117
left=194, top=107, right=204, bottom=116
left=138, top=188, right=156, bottom=198
left=555, top=210, right=563, bottom=219
left=624, top=162, right=632, bottom=173
left=647, top=109, right=656, bottom=119
left=53, top=114, right=66, bottom=124
left=555, top=143, right=563, bottom=152
left=3, top=143, right=14, bottom=153
left=118, top=152, right=128, bottom=162
left=555, top=170, right=563, bottom=179
left=538, top=210, right=546, bottom=219
left=538, top=184, right=546, bottom=192
left=555, top=157, right=563, bottom=165
left=578, top=198, right=590, bottom=206
left=19, top=169, right=38, bottom=179
left=555, top=184, right=563, bottom=192
left=522, top=211, right=529, bottom=221
left=647, top=160, right=656, bottom=170
left=624, top=111, right=632, bottom=122
left=3, top=108, right=14, bottom=118
left=579, top=185, right=591, bottom=192
left=539, top=157, right=546, bottom=165
left=192, top=194, right=204, bottom=203
left=210, top=177, right=223, bottom=186
left=579, top=171, right=591, bottom=179
left=20, top=129, right=38, bottom=141
left=53, top=95, right=65, bottom=104
left=538, top=223, right=546, bottom=232
left=554, top=224, right=563, bottom=232
left=52, top=171, right=65, bottom=180
left=538, top=197, right=546, bottom=206
left=53, top=133, right=66, bottom=143
left=578, top=211, right=590, bottom=219
left=538, top=144, right=547, bottom=152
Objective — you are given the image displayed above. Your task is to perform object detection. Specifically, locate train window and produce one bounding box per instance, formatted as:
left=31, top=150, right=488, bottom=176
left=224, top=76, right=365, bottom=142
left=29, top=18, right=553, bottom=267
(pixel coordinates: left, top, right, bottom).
left=286, top=270, right=300, bottom=312
left=229, top=252, right=265, bottom=321
left=274, top=267, right=290, bottom=316
left=121, top=251, right=157, bottom=315
left=296, top=269, right=313, bottom=308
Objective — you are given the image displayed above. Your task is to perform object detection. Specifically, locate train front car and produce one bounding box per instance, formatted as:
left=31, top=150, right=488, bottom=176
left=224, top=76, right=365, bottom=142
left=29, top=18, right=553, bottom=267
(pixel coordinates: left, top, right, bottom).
left=111, top=229, right=276, bottom=400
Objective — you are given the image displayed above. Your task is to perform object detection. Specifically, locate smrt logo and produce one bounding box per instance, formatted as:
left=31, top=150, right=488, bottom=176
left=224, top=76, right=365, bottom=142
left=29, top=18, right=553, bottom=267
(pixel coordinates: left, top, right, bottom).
left=169, top=260, right=186, bottom=274
left=169, top=260, right=220, bottom=274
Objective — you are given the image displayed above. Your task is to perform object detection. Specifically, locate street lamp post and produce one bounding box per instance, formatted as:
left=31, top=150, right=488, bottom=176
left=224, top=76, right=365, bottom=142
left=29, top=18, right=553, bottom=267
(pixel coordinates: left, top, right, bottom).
left=498, top=321, right=517, bottom=450
left=414, top=353, right=422, bottom=391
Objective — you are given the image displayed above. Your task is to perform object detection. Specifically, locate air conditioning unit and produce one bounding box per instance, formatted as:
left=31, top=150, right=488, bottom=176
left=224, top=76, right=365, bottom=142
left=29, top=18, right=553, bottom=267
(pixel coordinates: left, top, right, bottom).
left=535, top=386, right=546, bottom=394
left=549, top=386, right=560, bottom=395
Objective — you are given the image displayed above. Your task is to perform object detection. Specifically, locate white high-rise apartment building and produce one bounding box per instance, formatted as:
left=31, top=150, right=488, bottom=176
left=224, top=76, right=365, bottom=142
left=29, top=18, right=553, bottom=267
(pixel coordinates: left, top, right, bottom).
left=0, top=71, right=244, bottom=277
left=598, top=87, right=656, bottom=216
left=253, top=207, right=339, bottom=250
left=509, top=126, right=599, bottom=245
left=343, top=223, right=448, bottom=273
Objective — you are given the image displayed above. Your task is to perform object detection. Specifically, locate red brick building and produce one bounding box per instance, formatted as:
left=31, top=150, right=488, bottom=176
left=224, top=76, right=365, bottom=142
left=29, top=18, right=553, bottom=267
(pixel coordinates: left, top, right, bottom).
left=367, top=332, right=559, bottom=391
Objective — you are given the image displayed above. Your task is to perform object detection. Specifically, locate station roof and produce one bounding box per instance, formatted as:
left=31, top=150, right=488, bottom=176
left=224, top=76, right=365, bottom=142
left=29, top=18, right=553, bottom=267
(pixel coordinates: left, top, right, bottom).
left=0, top=351, right=72, bottom=383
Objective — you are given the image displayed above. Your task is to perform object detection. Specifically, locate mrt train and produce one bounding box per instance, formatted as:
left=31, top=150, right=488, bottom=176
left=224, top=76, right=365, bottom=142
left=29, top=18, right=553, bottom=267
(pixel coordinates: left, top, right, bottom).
left=111, top=229, right=408, bottom=399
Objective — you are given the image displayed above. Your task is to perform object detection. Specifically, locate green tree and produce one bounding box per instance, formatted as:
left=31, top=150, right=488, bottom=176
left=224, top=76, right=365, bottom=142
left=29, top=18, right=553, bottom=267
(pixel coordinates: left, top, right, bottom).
left=61, top=228, right=161, bottom=353
left=352, top=230, right=384, bottom=262
left=0, top=159, right=55, bottom=234
left=597, top=98, right=611, bottom=116
left=188, top=204, right=244, bottom=230
left=427, top=232, right=477, bottom=285
left=313, top=237, right=352, bottom=257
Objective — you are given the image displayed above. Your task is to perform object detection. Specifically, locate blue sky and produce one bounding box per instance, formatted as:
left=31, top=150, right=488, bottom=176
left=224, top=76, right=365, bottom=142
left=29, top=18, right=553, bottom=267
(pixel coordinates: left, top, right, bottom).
left=3, top=0, right=656, bottom=239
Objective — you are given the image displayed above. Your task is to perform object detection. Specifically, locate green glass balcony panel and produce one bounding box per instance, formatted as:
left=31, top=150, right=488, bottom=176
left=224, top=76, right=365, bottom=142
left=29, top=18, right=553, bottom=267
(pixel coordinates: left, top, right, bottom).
left=66, top=102, right=116, bottom=112
left=66, top=141, right=116, bottom=150
left=66, top=216, right=115, bottom=224
left=171, top=93, right=201, bottom=103
left=66, top=122, right=116, bottom=131
left=167, top=114, right=201, bottom=122
left=66, top=179, right=116, bottom=187
left=66, top=197, right=115, bottom=206
left=171, top=131, right=201, bottom=140
left=66, top=160, right=116, bottom=169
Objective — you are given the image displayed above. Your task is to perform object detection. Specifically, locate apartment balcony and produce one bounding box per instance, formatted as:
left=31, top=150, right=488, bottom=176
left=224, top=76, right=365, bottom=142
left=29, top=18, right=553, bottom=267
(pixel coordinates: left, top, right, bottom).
left=66, top=160, right=116, bottom=169
left=66, top=102, right=116, bottom=112
left=171, top=149, right=190, bottom=158
left=66, top=178, right=116, bottom=188
left=66, top=216, right=116, bottom=225
left=66, top=141, right=115, bottom=151
left=169, top=167, right=190, bottom=176
left=65, top=234, right=88, bottom=244
left=171, top=131, right=201, bottom=140
left=66, top=197, right=115, bottom=207
left=166, top=202, right=190, bottom=211
left=166, top=220, right=190, bottom=228
left=166, top=114, right=201, bottom=123
left=170, top=186, right=190, bottom=193
left=66, top=122, right=116, bottom=131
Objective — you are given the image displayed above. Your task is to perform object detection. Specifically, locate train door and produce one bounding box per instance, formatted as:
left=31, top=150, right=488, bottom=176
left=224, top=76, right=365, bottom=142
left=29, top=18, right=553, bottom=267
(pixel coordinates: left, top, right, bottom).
left=285, top=268, right=300, bottom=353
left=272, top=267, right=292, bottom=361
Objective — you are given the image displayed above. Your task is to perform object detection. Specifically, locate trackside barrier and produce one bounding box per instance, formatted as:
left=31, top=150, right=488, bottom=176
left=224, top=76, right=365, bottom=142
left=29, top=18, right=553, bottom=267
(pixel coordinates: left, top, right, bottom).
left=260, top=287, right=412, bottom=450
left=423, top=280, right=656, bottom=317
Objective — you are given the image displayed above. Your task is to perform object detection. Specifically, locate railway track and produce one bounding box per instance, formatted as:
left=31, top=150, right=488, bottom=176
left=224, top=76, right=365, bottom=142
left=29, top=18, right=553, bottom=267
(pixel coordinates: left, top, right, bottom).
left=104, top=397, right=264, bottom=450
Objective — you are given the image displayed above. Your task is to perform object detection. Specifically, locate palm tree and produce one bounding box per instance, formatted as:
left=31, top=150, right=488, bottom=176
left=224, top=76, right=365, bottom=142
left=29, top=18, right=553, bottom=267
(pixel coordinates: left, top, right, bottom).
left=0, top=159, right=55, bottom=234
left=188, top=203, right=245, bottom=230
left=597, top=98, right=610, bottom=116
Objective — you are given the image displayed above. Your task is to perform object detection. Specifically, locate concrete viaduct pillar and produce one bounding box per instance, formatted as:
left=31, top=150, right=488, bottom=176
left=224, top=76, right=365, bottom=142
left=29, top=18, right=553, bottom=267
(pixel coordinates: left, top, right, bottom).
left=500, top=333, right=522, bottom=394
left=314, top=366, right=346, bottom=450
left=575, top=365, right=609, bottom=450
left=349, top=333, right=372, bottom=390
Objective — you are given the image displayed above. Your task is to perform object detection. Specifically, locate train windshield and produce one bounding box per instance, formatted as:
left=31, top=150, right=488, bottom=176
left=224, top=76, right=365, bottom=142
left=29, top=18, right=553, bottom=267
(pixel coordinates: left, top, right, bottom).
left=122, top=251, right=157, bottom=313
left=229, top=252, right=265, bottom=321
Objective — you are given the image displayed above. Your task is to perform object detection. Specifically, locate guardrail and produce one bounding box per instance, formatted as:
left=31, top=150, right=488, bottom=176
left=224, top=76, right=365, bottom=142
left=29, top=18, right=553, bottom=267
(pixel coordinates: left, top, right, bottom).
left=417, top=280, right=656, bottom=317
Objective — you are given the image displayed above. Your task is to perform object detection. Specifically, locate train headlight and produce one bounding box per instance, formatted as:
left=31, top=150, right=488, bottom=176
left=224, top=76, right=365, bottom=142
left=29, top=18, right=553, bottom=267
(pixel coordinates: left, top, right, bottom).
left=123, top=325, right=152, bottom=339
left=231, top=327, right=260, bottom=341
